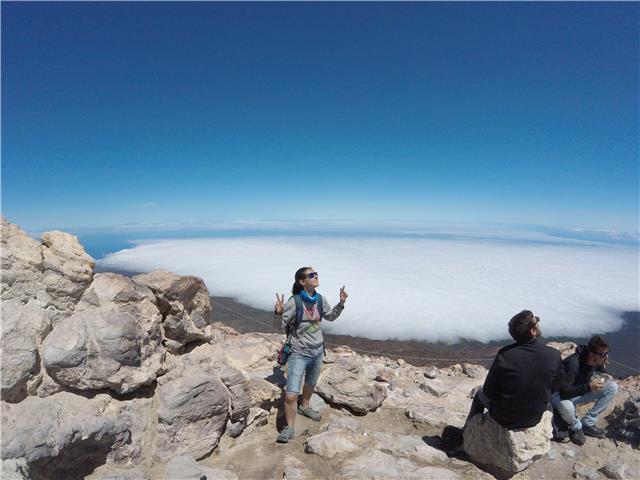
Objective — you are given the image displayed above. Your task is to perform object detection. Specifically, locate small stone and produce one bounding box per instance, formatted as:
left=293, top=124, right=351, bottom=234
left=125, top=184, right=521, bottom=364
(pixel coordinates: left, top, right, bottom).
left=375, top=368, right=396, bottom=383
left=304, top=431, right=360, bottom=458
left=600, top=459, right=629, bottom=480
left=397, top=358, right=406, bottom=366
left=563, top=448, right=578, bottom=460
left=573, top=462, right=601, bottom=480
left=462, top=363, right=486, bottom=379
left=544, top=448, right=558, bottom=461
left=424, top=366, right=438, bottom=379
left=420, top=380, right=448, bottom=397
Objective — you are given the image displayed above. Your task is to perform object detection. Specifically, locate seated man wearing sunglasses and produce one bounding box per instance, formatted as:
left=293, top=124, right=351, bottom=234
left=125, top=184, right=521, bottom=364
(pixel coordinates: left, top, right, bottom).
left=551, top=335, right=618, bottom=445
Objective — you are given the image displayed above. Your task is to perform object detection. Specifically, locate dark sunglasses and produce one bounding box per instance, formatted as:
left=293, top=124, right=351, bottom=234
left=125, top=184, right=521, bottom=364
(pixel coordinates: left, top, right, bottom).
left=590, top=350, right=610, bottom=358
left=306, top=272, right=318, bottom=279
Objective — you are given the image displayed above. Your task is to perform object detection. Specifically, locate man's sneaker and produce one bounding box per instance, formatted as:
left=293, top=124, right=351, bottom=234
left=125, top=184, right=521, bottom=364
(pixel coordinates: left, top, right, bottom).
left=582, top=424, right=606, bottom=439
left=569, top=428, right=586, bottom=446
left=297, top=405, right=321, bottom=422
left=276, top=426, right=295, bottom=443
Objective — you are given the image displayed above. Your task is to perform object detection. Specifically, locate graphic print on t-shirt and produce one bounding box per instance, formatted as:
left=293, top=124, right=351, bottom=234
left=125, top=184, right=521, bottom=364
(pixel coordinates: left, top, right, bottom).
left=303, top=303, right=321, bottom=333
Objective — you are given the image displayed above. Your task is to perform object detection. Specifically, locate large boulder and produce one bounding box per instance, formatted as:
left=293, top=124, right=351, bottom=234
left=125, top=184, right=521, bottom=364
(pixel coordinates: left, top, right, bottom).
left=463, top=410, right=553, bottom=473
left=1, top=218, right=94, bottom=320
left=315, top=356, right=388, bottom=414
left=1, top=392, right=130, bottom=479
left=132, top=270, right=213, bottom=351
left=0, top=299, right=51, bottom=402
left=41, top=303, right=164, bottom=394
left=153, top=364, right=230, bottom=460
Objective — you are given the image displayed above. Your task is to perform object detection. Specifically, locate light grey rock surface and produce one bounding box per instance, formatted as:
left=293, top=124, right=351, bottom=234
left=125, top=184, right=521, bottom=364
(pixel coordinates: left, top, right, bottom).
left=573, top=461, right=602, bottom=479
left=282, top=455, right=313, bottom=480
left=153, top=364, right=230, bottom=460
left=341, top=448, right=460, bottom=480
left=0, top=299, right=51, bottom=402
left=1, top=458, right=30, bottom=480
left=372, top=431, right=448, bottom=464
left=1, top=217, right=46, bottom=305
left=164, top=453, right=238, bottom=480
left=406, top=405, right=448, bottom=427
left=326, top=415, right=364, bottom=433
left=315, top=356, right=388, bottom=414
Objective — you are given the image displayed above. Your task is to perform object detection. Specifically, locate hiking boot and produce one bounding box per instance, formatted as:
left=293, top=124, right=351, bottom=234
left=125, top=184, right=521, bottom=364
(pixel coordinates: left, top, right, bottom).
left=276, top=426, right=295, bottom=443
left=569, top=428, right=586, bottom=446
left=582, top=424, right=606, bottom=439
left=297, top=405, right=321, bottom=422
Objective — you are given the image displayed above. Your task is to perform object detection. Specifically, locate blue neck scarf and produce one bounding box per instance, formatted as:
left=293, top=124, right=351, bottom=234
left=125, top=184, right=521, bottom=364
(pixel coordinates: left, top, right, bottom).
left=299, top=289, right=318, bottom=303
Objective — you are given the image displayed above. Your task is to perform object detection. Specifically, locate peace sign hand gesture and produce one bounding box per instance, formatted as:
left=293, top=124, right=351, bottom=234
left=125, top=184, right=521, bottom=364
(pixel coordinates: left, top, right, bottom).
left=339, top=286, right=349, bottom=304
left=274, top=293, right=285, bottom=315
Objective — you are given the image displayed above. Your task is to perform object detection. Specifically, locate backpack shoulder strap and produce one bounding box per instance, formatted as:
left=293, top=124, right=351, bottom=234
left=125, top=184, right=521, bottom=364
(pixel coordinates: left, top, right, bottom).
left=316, top=294, right=324, bottom=318
left=292, top=294, right=304, bottom=330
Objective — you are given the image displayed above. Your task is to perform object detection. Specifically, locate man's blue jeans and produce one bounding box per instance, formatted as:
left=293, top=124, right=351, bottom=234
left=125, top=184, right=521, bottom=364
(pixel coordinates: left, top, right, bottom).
left=551, top=381, right=618, bottom=431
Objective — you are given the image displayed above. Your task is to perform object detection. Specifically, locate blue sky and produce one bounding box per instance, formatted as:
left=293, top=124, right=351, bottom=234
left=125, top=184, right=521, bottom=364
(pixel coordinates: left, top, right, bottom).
left=2, top=2, right=638, bottom=232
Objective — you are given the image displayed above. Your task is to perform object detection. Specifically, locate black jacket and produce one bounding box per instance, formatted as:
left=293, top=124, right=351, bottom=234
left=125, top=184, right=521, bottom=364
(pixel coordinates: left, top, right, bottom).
left=555, top=345, right=605, bottom=400
left=483, top=338, right=563, bottom=430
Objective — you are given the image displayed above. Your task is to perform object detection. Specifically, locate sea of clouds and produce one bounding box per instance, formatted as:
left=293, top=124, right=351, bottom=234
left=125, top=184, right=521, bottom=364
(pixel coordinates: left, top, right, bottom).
left=99, top=232, right=639, bottom=344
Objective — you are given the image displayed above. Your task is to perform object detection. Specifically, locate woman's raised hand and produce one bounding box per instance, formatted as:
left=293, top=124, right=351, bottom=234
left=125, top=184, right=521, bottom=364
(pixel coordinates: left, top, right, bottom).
left=339, top=286, right=349, bottom=304
left=274, top=293, right=285, bottom=314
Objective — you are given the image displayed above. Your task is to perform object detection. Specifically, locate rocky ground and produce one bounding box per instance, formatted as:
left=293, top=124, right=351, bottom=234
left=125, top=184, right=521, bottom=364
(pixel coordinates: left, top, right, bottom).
left=2, top=217, right=639, bottom=480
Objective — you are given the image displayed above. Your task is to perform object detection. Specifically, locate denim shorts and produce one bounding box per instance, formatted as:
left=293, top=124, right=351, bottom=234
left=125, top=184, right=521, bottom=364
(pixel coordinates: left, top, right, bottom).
left=285, top=351, right=324, bottom=395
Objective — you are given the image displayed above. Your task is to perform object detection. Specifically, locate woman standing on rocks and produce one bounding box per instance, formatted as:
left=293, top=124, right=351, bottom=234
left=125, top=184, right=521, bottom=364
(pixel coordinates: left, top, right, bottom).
left=273, top=266, right=348, bottom=443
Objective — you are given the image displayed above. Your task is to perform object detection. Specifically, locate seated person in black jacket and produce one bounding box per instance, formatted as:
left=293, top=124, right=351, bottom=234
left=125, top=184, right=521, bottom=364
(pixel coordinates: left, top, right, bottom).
left=465, top=310, right=563, bottom=430
left=551, top=335, right=617, bottom=445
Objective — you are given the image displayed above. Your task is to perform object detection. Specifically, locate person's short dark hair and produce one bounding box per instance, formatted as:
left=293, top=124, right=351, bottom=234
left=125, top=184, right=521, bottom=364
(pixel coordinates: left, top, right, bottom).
left=508, top=310, right=539, bottom=343
left=588, top=335, right=609, bottom=353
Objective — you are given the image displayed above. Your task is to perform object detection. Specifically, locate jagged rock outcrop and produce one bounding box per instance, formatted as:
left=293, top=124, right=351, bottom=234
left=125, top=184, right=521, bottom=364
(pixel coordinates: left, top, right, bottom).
left=132, top=270, right=214, bottom=352
left=463, top=410, right=553, bottom=473
left=40, top=230, right=95, bottom=313
left=1, top=218, right=95, bottom=321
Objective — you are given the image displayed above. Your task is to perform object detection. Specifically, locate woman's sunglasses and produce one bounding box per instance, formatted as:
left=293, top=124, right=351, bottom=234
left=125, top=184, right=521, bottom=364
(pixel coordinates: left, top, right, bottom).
left=590, top=350, right=610, bottom=358
left=306, top=272, right=318, bottom=279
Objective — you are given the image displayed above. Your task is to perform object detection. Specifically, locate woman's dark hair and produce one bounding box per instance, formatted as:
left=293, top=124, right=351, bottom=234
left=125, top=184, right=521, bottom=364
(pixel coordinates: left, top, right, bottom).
left=588, top=335, right=609, bottom=353
left=508, top=310, right=537, bottom=343
left=292, top=267, right=311, bottom=294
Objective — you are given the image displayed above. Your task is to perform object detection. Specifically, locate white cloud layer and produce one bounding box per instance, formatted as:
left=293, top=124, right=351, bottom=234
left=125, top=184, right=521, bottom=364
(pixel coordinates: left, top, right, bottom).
left=99, top=235, right=639, bottom=343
